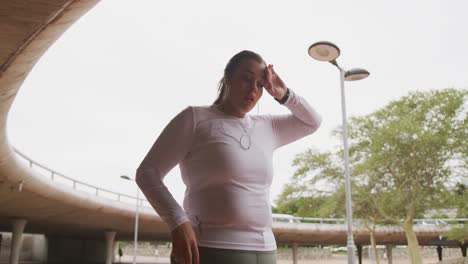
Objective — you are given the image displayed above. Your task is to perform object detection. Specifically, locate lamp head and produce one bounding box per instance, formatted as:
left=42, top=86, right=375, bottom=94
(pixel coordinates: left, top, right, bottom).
left=344, top=68, right=370, bottom=81
left=308, top=41, right=341, bottom=62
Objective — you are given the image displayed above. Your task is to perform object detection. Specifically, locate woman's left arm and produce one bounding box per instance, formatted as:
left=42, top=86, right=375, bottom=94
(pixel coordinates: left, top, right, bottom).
left=270, top=89, right=322, bottom=149
left=264, top=65, right=322, bottom=149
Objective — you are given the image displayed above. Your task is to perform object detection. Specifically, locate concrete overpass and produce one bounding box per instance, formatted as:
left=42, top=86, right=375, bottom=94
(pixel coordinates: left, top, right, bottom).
left=2, top=149, right=465, bottom=263
left=0, top=0, right=466, bottom=263
left=5, top=147, right=460, bottom=247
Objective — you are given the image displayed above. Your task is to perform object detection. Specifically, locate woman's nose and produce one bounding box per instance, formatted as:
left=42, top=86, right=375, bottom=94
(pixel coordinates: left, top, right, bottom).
left=252, top=80, right=262, bottom=91
left=247, top=82, right=257, bottom=92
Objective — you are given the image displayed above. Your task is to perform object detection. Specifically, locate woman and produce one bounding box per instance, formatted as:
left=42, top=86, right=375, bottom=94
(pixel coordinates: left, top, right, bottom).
left=136, top=50, right=322, bottom=264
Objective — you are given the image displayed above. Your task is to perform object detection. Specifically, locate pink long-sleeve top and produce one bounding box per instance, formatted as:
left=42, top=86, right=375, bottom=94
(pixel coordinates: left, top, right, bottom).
left=136, top=89, right=322, bottom=251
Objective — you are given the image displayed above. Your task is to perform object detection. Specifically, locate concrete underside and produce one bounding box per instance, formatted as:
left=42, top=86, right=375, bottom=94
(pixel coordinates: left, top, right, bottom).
left=0, top=0, right=169, bottom=242
left=0, top=0, right=456, bottom=249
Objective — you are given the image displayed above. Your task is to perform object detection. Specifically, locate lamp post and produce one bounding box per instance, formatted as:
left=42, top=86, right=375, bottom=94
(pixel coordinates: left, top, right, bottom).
left=308, top=41, right=370, bottom=264
left=120, top=175, right=140, bottom=264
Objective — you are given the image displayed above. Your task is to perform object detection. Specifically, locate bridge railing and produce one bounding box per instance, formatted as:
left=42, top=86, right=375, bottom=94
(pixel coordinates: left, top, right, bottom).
left=413, top=218, right=467, bottom=225
left=13, top=147, right=151, bottom=208
left=298, top=217, right=346, bottom=224
left=12, top=147, right=468, bottom=225
left=298, top=217, right=467, bottom=225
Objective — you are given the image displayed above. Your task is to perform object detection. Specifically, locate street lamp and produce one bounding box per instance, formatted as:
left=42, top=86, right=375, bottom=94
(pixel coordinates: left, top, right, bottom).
left=308, top=41, right=370, bottom=264
left=120, top=175, right=140, bottom=264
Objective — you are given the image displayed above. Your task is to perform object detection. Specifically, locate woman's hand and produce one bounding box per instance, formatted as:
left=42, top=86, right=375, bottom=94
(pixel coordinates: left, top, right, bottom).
left=264, top=64, right=288, bottom=100
left=170, top=222, right=199, bottom=264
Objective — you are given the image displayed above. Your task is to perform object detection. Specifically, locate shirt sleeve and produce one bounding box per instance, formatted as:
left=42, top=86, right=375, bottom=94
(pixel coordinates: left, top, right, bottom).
left=135, top=106, right=195, bottom=231
left=270, top=89, right=322, bottom=149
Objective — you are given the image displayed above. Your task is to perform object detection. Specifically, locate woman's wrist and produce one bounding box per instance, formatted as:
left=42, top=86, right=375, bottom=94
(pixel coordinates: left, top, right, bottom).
left=274, top=88, right=290, bottom=104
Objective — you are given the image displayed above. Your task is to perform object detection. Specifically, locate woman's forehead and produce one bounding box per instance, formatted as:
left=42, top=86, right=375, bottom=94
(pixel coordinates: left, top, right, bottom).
left=236, top=59, right=266, bottom=76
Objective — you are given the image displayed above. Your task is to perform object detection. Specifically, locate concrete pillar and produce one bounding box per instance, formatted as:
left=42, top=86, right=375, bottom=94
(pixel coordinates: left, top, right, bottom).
left=460, top=243, right=467, bottom=257
left=292, top=243, right=298, bottom=264
left=31, top=234, right=48, bottom=262
left=9, top=219, right=27, bottom=264
left=436, top=245, right=443, bottom=261
left=386, top=245, right=393, bottom=264
left=356, top=245, right=363, bottom=264
left=105, top=231, right=116, bottom=264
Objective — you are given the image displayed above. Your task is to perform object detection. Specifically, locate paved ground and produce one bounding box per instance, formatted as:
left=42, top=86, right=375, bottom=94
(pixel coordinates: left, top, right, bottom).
left=115, top=254, right=463, bottom=264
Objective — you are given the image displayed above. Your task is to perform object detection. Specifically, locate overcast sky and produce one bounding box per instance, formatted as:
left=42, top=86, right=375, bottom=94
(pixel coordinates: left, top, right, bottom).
left=8, top=0, right=468, bottom=206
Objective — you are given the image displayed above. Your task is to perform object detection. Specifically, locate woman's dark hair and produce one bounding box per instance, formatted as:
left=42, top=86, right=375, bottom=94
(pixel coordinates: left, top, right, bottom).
left=213, top=50, right=266, bottom=105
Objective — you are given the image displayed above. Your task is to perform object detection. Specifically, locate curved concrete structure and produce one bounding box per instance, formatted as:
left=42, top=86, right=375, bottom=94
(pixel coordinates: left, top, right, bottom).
left=0, top=0, right=461, bottom=252
left=0, top=0, right=167, bottom=241
left=274, top=222, right=454, bottom=246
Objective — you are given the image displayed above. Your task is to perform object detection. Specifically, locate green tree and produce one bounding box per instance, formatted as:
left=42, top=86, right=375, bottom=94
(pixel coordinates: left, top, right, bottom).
left=452, top=182, right=467, bottom=218
left=349, top=88, right=466, bottom=263
left=277, top=88, right=467, bottom=264
left=352, top=184, right=384, bottom=264
left=446, top=182, right=468, bottom=244
left=275, top=149, right=346, bottom=218
left=446, top=223, right=468, bottom=243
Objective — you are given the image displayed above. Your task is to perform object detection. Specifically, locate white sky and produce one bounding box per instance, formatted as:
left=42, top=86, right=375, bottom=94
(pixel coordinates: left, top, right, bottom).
left=8, top=0, right=468, bottom=206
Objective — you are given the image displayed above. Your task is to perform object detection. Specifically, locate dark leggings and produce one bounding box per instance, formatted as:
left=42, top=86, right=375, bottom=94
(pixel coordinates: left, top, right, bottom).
left=171, top=246, right=277, bottom=264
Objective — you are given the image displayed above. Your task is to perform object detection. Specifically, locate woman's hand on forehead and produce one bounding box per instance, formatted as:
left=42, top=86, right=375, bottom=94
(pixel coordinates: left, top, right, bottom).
left=264, top=64, right=288, bottom=99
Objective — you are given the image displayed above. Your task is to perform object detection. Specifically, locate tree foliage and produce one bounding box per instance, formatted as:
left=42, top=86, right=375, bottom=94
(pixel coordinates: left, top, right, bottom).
left=276, top=88, right=467, bottom=264
left=275, top=149, right=346, bottom=217
left=347, top=88, right=467, bottom=223
left=446, top=223, right=468, bottom=243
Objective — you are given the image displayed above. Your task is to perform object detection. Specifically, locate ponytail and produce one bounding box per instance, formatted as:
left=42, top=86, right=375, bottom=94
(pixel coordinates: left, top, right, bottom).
left=213, top=77, right=226, bottom=105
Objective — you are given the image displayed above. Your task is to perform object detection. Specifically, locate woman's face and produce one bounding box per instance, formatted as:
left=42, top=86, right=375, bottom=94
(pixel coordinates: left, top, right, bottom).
left=225, top=59, right=266, bottom=115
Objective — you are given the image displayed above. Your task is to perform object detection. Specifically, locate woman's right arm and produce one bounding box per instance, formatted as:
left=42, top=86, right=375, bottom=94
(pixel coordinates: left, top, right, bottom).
left=135, top=106, right=194, bottom=230
left=135, top=106, right=199, bottom=264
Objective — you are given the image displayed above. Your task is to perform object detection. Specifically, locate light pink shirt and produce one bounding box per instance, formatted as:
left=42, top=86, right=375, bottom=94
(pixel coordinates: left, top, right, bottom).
left=136, top=89, right=322, bottom=251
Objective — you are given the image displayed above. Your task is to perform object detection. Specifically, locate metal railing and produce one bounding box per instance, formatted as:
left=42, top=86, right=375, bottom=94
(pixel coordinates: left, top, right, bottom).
left=298, top=217, right=467, bottom=225
left=12, top=147, right=468, bottom=226
left=299, top=217, right=346, bottom=224
left=13, top=147, right=150, bottom=208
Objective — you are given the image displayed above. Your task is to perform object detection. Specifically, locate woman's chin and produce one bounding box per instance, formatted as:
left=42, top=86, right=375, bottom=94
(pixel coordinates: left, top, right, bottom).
left=238, top=102, right=252, bottom=111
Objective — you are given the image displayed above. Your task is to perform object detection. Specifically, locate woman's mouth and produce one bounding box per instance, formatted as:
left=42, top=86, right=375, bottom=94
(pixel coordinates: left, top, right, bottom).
left=245, top=96, right=255, bottom=102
